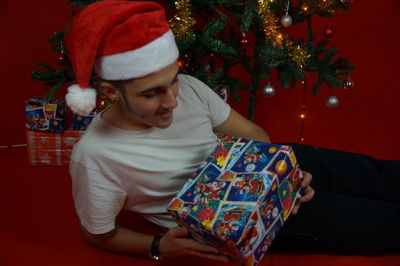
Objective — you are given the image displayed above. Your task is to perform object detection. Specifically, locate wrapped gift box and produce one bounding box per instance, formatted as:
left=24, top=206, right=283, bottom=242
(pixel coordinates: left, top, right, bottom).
left=25, top=97, right=66, bottom=133
left=26, top=129, right=84, bottom=166
left=167, top=136, right=304, bottom=266
left=72, top=111, right=100, bottom=131
left=27, top=149, right=73, bottom=166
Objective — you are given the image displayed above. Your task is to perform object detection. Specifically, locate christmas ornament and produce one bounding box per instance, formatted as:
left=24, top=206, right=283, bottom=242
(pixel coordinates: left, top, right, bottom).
left=97, top=94, right=113, bottom=110
left=56, top=42, right=69, bottom=66
left=205, top=63, right=211, bottom=73
left=280, top=1, right=292, bottom=28
left=281, top=14, right=293, bottom=28
left=343, top=79, right=355, bottom=89
left=257, top=0, right=309, bottom=67
left=262, top=83, right=276, bottom=97
left=56, top=53, right=69, bottom=66
left=178, top=58, right=184, bottom=69
left=323, top=24, right=334, bottom=38
left=217, top=84, right=230, bottom=102
left=240, top=33, right=250, bottom=48
left=326, top=95, right=339, bottom=108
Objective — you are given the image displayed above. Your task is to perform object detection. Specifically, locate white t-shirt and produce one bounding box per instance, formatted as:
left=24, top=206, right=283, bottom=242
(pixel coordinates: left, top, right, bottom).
left=69, top=74, right=231, bottom=234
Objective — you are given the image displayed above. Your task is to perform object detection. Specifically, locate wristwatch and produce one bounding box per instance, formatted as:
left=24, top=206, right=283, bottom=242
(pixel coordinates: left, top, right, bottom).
left=149, top=234, right=164, bottom=261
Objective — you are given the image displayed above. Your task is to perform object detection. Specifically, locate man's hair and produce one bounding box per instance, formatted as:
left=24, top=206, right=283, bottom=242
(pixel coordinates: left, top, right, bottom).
left=102, top=79, right=134, bottom=113
left=103, top=80, right=125, bottom=91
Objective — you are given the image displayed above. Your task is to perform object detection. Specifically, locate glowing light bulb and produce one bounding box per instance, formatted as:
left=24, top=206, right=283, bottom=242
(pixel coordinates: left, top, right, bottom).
left=300, top=113, right=306, bottom=119
left=177, top=59, right=184, bottom=68
left=302, top=6, right=309, bottom=11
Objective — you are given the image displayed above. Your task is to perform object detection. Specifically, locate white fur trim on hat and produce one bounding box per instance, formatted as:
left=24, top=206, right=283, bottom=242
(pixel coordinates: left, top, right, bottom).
left=65, top=85, right=97, bottom=116
left=95, top=30, right=179, bottom=80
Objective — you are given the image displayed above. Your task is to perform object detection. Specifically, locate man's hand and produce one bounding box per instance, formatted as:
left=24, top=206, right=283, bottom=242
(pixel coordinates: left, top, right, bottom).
left=159, top=227, right=230, bottom=262
left=292, top=171, right=315, bottom=215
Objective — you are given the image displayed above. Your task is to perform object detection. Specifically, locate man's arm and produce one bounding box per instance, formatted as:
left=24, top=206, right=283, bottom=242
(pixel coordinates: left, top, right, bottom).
left=214, top=109, right=271, bottom=143
left=80, top=224, right=229, bottom=262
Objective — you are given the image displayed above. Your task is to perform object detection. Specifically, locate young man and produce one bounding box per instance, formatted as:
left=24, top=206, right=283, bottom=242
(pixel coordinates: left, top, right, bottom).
left=66, top=0, right=400, bottom=262
left=65, top=0, right=314, bottom=262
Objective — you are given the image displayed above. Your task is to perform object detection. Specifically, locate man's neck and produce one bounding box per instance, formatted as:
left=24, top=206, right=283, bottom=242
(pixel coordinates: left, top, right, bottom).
left=101, top=104, right=151, bottom=131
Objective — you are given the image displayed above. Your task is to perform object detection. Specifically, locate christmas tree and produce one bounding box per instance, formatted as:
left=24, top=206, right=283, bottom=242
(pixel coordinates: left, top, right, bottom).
left=32, top=0, right=354, bottom=120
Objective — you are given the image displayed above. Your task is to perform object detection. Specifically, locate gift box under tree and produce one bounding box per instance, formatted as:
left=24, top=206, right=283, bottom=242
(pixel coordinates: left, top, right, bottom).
left=167, top=136, right=304, bottom=266
left=25, top=97, right=66, bottom=133
left=26, top=129, right=83, bottom=166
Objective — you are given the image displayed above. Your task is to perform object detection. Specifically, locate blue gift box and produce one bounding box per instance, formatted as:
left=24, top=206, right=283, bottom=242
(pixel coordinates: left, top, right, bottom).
left=167, top=136, right=304, bottom=266
left=25, top=97, right=66, bottom=133
left=72, top=111, right=100, bottom=131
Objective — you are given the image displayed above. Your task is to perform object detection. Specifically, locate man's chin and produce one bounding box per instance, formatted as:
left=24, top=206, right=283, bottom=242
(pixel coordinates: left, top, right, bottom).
left=154, top=118, right=173, bottom=129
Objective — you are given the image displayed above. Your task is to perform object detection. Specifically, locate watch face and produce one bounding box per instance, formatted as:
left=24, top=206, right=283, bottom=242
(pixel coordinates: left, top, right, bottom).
left=150, top=254, right=163, bottom=261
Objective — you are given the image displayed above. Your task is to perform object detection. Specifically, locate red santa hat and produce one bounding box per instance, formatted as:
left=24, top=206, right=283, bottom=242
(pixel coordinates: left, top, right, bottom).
left=65, top=0, right=179, bottom=115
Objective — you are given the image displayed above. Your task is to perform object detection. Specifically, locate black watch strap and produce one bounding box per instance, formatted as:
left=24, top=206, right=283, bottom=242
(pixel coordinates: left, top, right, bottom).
left=149, top=234, right=164, bottom=260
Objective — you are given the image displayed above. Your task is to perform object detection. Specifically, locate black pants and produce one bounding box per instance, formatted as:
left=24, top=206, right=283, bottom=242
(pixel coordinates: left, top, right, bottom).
left=271, top=143, right=400, bottom=255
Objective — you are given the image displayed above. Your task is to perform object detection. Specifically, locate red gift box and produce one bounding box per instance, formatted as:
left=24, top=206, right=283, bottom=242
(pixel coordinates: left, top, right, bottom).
left=26, top=129, right=83, bottom=166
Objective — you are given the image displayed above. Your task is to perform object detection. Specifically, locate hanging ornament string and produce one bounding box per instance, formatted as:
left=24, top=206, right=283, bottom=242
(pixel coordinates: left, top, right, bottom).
left=257, top=0, right=309, bottom=69
left=262, top=68, right=276, bottom=97
left=343, top=70, right=355, bottom=89
left=280, top=0, right=293, bottom=28
left=169, top=0, right=196, bottom=40
left=56, top=42, right=69, bottom=66
left=297, top=80, right=307, bottom=142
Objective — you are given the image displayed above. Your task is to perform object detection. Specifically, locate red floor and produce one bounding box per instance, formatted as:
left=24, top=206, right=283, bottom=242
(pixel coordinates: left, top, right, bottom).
left=1, top=147, right=399, bottom=266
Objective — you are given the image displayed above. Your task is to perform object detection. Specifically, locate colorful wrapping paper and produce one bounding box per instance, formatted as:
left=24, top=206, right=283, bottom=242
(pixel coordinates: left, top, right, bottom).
left=167, top=136, right=304, bottom=266
left=25, top=97, right=66, bottom=133
left=26, top=129, right=83, bottom=166
left=72, top=111, right=100, bottom=131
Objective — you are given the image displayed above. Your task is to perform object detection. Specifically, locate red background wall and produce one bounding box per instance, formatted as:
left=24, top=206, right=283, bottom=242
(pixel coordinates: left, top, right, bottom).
left=1, top=0, right=399, bottom=159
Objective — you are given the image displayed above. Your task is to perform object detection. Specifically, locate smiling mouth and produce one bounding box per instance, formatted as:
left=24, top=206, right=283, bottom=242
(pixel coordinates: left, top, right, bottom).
left=156, top=109, right=173, bottom=118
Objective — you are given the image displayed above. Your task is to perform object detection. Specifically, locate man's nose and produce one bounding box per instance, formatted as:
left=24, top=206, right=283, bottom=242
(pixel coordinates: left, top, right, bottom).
left=161, top=88, right=178, bottom=109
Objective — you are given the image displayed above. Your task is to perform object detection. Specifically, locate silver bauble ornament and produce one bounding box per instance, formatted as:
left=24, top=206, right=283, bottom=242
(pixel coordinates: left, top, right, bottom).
left=343, top=79, right=355, bottom=89
left=281, top=13, right=293, bottom=28
left=326, top=95, right=339, bottom=108
left=263, top=84, right=276, bottom=97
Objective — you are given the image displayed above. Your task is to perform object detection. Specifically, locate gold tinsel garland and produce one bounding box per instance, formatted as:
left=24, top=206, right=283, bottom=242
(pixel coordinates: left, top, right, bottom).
left=168, top=0, right=196, bottom=40
left=257, top=0, right=310, bottom=69
left=169, top=0, right=309, bottom=68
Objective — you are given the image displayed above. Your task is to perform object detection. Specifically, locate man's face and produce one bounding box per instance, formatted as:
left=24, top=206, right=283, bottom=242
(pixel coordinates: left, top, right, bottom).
left=117, top=62, right=180, bottom=129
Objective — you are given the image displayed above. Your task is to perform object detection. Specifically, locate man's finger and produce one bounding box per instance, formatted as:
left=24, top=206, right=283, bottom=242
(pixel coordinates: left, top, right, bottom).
left=292, top=203, right=300, bottom=215
left=299, top=186, right=315, bottom=203
left=301, top=171, right=313, bottom=187
left=293, top=186, right=315, bottom=215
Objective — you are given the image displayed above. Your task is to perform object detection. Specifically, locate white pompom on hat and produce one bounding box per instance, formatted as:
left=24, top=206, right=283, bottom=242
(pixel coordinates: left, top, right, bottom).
left=65, top=0, right=179, bottom=115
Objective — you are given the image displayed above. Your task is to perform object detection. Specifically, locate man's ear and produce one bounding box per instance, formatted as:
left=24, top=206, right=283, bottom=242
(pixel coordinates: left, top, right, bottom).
left=100, top=82, right=121, bottom=102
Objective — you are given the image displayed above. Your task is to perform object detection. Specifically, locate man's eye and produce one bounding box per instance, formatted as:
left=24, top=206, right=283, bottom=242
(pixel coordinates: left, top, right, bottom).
left=142, top=90, right=157, bottom=98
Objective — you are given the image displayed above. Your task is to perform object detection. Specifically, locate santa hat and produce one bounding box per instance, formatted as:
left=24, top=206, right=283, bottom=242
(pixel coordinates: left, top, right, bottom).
left=65, top=0, right=179, bottom=115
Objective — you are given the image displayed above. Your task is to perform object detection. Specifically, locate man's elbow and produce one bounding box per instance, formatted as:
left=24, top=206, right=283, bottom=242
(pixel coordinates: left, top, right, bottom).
left=79, top=225, right=116, bottom=248
left=247, top=125, right=271, bottom=143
